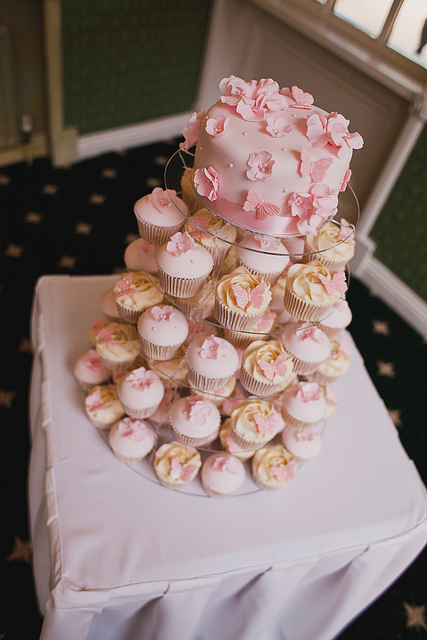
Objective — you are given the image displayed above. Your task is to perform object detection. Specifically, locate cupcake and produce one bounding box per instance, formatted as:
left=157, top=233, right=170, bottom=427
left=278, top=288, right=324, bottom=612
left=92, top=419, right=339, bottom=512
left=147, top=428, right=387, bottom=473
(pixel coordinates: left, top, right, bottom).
left=146, top=388, right=176, bottom=428
left=281, top=381, right=327, bottom=430
left=146, top=344, right=188, bottom=389
left=229, top=399, right=285, bottom=451
left=270, top=274, right=300, bottom=326
left=74, top=349, right=111, bottom=391
left=186, top=335, right=240, bottom=391
left=156, top=231, right=214, bottom=298
left=95, top=322, right=139, bottom=371
left=214, top=266, right=272, bottom=331
left=134, top=188, right=187, bottom=245
left=223, top=311, right=277, bottom=349
left=113, top=270, right=163, bottom=324
left=282, top=425, right=322, bottom=464
left=84, top=384, right=125, bottom=430
left=100, top=288, right=121, bottom=322
left=236, top=234, right=289, bottom=284
left=219, top=420, right=255, bottom=461
left=201, top=453, right=246, bottom=498
left=124, top=238, right=159, bottom=274
left=117, top=366, right=165, bottom=419
left=304, top=219, right=355, bottom=271
left=251, top=445, right=297, bottom=490
left=318, top=298, right=352, bottom=339
left=137, top=304, right=188, bottom=360
left=172, top=279, right=215, bottom=319
left=240, top=339, right=295, bottom=397
left=281, top=323, right=331, bottom=375
left=108, top=416, right=157, bottom=463
left=185, top=208, right=237, bottom=265
left=310, top=336, right=352, bottom=385
left=153, top=441, right=202, bottom=490
left=170, top=395, right=221, bottom=447
left=284, top=261, right=347, bottom=322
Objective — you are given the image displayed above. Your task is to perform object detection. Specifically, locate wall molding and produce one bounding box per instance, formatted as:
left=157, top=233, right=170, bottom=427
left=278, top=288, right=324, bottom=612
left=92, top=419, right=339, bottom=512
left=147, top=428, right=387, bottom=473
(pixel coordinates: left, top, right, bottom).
left=356, top=253, right=427, bottom=339
left=77, top=112, right=191, bottom=161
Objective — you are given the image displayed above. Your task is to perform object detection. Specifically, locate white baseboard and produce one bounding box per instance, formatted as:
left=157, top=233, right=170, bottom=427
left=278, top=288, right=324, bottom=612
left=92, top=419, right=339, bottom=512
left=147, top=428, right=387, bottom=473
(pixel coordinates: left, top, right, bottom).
left=77, top=112, right=191, bottom=161
left=356, top=254, right=427, bottom=338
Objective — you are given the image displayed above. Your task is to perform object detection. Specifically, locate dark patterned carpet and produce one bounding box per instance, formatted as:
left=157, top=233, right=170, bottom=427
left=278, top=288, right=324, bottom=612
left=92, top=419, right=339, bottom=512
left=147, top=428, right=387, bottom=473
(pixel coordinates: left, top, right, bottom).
left=0, top=139, right=426, bottom=640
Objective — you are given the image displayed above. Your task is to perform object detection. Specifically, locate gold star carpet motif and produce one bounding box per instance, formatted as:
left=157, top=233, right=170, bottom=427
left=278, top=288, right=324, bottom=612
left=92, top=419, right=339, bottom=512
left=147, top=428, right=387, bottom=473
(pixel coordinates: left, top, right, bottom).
left=7, top=537, right=32, bottom=564
left=404, top=602, right=427, bottom=631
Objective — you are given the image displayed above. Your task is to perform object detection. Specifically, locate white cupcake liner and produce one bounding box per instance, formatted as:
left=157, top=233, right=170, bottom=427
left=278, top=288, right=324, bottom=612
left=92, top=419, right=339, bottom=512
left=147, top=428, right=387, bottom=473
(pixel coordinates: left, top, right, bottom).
left=138, top=336, right=183, bottom=361
left=281, top=407, right=324, bottom=431
left=115, top=301, right=143, bottom=325
left=283, top=288, right=334, bottom=323
left=136, top=217, right=185, bottom=246
left=222, top=328, right=256, bottom=350
left=118, top=399, right=161, bottom=420
left=186, top=362, right=233, bottom=392
left=309, top=370, right=342, bottom=386
left=96, top=351, right=138, bottom=372
left=201, top=483, right=233, bottom=499
left=157, top=267, right=207, bottom=299
left=251, top=471, right=288, bottom=491
left=316, top=324, right=343, bottom=339
left=214, top=297, right=263, bottom=331
left=285, top=354, right=326, bottom=376
left=86, top=412, right=123, bottom=430
left=171, top=426, right=219, bottom=448
left=229, top=427, right=271, bottom=452
left=75, top=377, right=108, bottom=393
left=239, top=367, right=286, bottom=398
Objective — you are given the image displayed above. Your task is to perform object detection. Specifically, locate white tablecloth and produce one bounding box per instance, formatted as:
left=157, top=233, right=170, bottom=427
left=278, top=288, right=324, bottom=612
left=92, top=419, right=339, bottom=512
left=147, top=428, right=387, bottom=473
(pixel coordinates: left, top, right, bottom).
left=28, top=275, right=427, bottom=640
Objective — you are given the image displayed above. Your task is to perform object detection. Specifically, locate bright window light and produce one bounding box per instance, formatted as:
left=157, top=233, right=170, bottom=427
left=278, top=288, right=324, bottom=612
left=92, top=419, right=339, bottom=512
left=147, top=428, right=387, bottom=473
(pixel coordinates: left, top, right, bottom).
left=333, top=0, right=394, bottom=38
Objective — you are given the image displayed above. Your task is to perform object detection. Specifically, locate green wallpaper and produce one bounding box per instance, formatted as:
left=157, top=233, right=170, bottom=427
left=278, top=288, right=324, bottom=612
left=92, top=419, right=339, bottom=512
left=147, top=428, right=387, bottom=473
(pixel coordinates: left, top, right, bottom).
left=370, top=124, right=427, bottom=303
left=61, top=0, right=211, bottom=134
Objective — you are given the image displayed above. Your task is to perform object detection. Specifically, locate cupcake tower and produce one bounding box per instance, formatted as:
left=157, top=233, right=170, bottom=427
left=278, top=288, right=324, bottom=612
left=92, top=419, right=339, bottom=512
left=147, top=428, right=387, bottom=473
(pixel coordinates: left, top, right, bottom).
left=74, top=75, right=361, bottom=497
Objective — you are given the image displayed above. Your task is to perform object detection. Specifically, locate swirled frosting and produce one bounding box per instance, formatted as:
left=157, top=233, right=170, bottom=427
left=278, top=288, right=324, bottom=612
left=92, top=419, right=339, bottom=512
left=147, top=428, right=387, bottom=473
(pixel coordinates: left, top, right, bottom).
left=252, top=445, right=296, bottom=487
left=216, top=266, right=272, bottom=315
left=242, top=339, right=294, bottom=386
left=306, top=220, right=355, bottom=262
left=231, top=399, right=285, bottom=444
left=95, top=323, right=139, bottom=362
left=154, top=441, right=202, bottom=486
left=114, top=271, right=163, bottom=311
left=317, top=337, right=351, bottom=377
left=84, top=384, right=124, bottom=424
left=286, top=261, right=344, bottom=305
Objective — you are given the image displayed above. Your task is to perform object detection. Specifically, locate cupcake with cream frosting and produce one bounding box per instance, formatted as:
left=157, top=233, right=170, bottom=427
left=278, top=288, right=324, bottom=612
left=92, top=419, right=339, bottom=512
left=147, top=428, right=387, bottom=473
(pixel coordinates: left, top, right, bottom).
left=282, top=323, right=331, bottom=375
left=117, top=366, right=165, bottom=419
left=95, top=322, right=139, bottom=371
left=310, top=335, right=352, bottom=385
left=281, top=381, right=327, bottom=430
left=304, top=219, right=355, bottom=271
left=186, top=335, right=240, bottom=391
left=251, top=445, right=297, bottom=490
left=284, top=261, right=347, bottom=322
left=90, top=318, right=109, bottom=346
left=124, top=238, right=159, bottom=274
left=134, top=188, right=187, bottom=245
left=113, top=270, right=164, bottom=324
left=223, top=311, right=277, bottom=350
left=185, top=208, right=237, bottom=265
left=170, top=395, right=221, bottom=447
left=108, top=416, right=157, bottom=463
left=84, top=384, right=125, bottom=430
left=240, top=339, right=295, bottom=397
left=201, top=453, right=246, bottom=498
left=153, top=441, right=202, bottom=490
left=229, top=399, right=285, bottom=451
left=219, top=420, right=256, bottom=461
left=156, top=231, right=214, bottom=298
left=214, top=266, right=272, bottom=331
left=236, top=234, right=289, bottom=284
left=137, top=304, right=188, bottom=361
left=74, top=349, right=111, bottom=392
left=189, top=374, right=236, bottom=407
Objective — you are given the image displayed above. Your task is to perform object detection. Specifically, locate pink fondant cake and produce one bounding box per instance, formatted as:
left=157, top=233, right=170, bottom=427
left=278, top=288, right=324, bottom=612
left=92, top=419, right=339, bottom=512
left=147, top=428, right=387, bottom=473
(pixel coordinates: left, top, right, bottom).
left=182, top=76, right=363, bottom=237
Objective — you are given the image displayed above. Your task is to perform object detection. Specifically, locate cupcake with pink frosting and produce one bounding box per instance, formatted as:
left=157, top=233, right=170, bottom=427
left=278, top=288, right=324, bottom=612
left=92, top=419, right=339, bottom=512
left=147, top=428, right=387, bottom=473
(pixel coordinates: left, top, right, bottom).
left=318, top=298, right=352, bottom=338
left=282, top=425, right=322, bottom=464
left=74, top=349, right=111, bottom=391
left=236, top=234, right=290, bottom=285
left=170, top=395, right=221, bottom=447
left=186, top=335, right=240, bottom=391
left=156, top=231, right=214, bottom=298
left=134, top=188, right=187, bottom=245
left=282, top=323, right=331, bottom=375
left=201, top=453, right=246, bottom=498
left=124, top=238, right=159, bottom=274
left=281, top=381, right=327, bottom=430
left=117, top=366, right=165, bottom=419
left=137, top=304, right=188, bottom=361
left=108, top=416, right=157, bottom=463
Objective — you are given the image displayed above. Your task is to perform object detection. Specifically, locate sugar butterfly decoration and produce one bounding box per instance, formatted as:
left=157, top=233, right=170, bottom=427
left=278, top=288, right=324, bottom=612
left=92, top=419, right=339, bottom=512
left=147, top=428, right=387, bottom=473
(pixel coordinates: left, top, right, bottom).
left=318, top=271, right=347, bottom=295
left=169, top=458, right=198, bottom=482
left=300, top=147, right=333, bottom=183
left=231, top=282, right=268, bottom=310
left=243, top=189, right=280, bottom=221
left=256, top=353, right=290, bottom=380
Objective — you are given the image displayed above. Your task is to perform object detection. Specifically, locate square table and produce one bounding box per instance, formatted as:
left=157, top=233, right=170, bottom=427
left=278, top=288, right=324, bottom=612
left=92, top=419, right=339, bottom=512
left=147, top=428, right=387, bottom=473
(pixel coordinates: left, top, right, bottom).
left=29, top=275, right=427, bottom=640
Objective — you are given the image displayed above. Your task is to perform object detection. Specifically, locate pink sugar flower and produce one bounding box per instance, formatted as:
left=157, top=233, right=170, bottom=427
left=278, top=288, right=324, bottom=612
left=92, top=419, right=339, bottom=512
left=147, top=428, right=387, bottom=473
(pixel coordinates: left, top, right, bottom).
left=180, top=109, right=205, bottom=150
left=193, top=166, right=219, bottom=201
left=83, top=349, right=104, bottom=369
left=151, top=305, right=175, bottom=323
left=127, top=367, right=159, bottom=391
left=296, top=324, right=324, bottom=343
left=85, top=388, right=104, bottom=411
left=119, top=417, right=149, bottom=441
left=200, top=336, right=227, bottom=360
left=246, top=151, right=274, bottom=181
left=96, top=324, right=116, bottom=346
left=186, top=397, right=210, bottom=426
left=306, top=112, right=363, bottom=159
left=205, top=115, right=230, bottom=137
left=148, top=187, right=176, bottom=212
left=340, top=169, right=352, bottom=192
left=166, top=231, right=195, bottom=257
left=115, top=272, right=136, bottom=298
left=296, top=381, right=321, bottom=402
left=266, top=116, right=293, bottom=138
left=211, top=455, right=238, bottom=474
